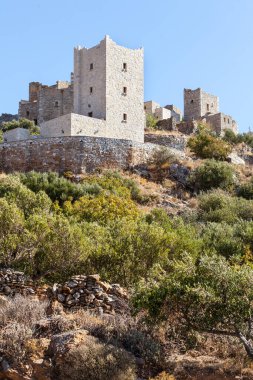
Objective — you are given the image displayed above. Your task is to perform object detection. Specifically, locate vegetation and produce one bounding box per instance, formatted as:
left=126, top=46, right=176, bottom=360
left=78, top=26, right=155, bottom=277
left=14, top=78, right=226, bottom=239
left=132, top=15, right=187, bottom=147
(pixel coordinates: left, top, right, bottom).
left=146, top=114, right=158, bottom=130
left=187, top=125, right=232, bottom=160
left=3, top=166, right=253, bottom=366
left=1, top=118, right=40, bottom=135
left=188, top=159, right=235, bottom=192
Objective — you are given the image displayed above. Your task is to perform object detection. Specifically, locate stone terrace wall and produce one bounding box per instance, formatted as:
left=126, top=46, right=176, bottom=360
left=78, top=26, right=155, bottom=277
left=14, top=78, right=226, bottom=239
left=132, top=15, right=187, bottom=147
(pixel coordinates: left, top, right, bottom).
left=144, top=133, right=188, bottom=151
left=0, top=136, right=173, bottom=174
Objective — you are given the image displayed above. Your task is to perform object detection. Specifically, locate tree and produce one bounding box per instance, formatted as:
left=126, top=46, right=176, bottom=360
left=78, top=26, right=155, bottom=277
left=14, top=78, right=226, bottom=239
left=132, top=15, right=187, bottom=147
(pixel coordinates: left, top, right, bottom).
left=134, top=253, right=253, bottom=358
left=187, top=128, right=232, bottom=160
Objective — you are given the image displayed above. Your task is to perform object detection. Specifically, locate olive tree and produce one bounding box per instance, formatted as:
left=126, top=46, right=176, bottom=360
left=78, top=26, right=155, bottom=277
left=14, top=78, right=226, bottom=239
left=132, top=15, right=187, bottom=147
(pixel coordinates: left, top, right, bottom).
left=134, top=254, right=253, bottom=358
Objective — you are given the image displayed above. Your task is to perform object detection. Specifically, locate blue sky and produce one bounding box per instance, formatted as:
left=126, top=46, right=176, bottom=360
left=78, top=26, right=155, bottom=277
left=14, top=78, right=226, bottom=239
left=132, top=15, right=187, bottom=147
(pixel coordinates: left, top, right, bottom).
left=1, top=0, right=253, bottom=132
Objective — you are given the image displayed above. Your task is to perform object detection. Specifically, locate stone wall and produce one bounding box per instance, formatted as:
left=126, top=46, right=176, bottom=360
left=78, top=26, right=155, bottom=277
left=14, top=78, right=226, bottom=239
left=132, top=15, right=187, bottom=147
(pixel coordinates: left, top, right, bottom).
left=40, top=113, right=144, bottom=142
left=0, top=269, right=128, bottom=315
left=3, top=127, right=30, bottom=142
left=0, top=136, right=173, bottom=174
left=144, top=133, right=187, bottom=151
left=156, top=117, right=177, bottom=131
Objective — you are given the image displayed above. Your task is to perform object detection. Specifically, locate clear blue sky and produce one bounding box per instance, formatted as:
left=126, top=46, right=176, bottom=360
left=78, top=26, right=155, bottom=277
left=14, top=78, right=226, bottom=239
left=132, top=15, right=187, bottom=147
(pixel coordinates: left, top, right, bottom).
left=1, top=0, right=252, bottom=132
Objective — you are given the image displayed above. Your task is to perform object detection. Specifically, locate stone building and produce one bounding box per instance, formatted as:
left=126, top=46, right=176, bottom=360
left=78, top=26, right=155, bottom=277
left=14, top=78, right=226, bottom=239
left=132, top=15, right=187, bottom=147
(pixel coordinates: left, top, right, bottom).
left=19, top=80, right=73, bottom=125
left=19, top=36, right=145, bottom=143
left=184, top=88, right=237, bottom=135
left=144, top=101, right=182, bottom=122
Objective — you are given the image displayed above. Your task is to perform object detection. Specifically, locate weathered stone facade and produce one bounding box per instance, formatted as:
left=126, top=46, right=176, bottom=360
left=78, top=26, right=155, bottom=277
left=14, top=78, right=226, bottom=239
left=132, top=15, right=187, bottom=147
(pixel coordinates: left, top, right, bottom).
left=165, top=104, right=182, bottom=122
left=144, top=133, right=187, bottom=151
left=40, top=113, right=143, bottom=142
left=156, top=117, right=177, bottom=131
left=204, top=112, right=238, bottom=135
left=3, top=127, right=30, bottom=142
left=184, top=88, right=219, bottom=121
left=184, top=88, right=237, bottom=134
left=19, top=81, right=73, bottom=125
left=74, top=35, right=145, bottom=141
left=0, top=136, right=173, bottom=174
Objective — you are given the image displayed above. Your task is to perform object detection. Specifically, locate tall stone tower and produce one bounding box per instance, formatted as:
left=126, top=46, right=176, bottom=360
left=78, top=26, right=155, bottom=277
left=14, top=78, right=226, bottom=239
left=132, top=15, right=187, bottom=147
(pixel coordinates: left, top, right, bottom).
left=184, top=88, right=219, bottom=121
left=73, top=35, right=145, bottom=132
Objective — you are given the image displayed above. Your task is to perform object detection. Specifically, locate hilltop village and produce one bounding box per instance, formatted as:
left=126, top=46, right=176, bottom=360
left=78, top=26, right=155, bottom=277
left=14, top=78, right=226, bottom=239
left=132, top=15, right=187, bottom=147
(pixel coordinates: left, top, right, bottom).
left=0, top=36, right=238, bottom=174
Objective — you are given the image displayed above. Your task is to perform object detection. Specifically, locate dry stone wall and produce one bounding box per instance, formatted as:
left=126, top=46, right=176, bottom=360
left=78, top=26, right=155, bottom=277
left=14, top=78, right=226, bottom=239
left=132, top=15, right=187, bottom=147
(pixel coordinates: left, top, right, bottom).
left=144, top=133, right=187, bottom=151
left=0, top=136, right=174, bottom=174
left=0, top=269, right=129, bottom=315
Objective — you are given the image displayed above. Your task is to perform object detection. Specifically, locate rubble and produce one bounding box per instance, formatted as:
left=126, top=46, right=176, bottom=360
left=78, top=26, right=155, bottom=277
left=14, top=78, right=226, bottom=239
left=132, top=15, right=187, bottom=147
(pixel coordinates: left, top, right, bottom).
left=0, top=269, right=129, bottom=316
left=51, top=274, right=129, bottom=315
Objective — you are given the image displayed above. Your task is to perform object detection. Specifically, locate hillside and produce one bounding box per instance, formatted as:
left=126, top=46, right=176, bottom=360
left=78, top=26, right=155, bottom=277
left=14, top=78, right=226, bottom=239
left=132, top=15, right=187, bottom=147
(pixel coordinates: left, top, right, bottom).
left=2, top=126, right=253, bottom=379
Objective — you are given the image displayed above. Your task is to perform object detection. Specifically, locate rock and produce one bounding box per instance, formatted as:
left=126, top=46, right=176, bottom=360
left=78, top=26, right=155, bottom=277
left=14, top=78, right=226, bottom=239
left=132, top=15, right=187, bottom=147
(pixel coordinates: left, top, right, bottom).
left=66, top=280, right=78, bottom=288
left=57, top=294, right=65, bottom=302
left=228, top=152, right=245, bottom=165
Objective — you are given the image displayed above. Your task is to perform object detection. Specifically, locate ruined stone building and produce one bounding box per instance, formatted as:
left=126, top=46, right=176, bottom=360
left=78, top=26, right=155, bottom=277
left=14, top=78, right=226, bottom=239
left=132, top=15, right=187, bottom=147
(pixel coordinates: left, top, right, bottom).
left=184, top=88, right=237, bottom=135
left=18, top=36, right=145, bottom=143
left=144, top=100, right=182, bottom=122
left=19, top=80, right=73, bottom=125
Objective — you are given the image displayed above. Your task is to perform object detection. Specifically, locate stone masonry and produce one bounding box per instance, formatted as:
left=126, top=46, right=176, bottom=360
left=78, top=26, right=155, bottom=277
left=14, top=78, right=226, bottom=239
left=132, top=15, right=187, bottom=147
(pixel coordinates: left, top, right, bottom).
left=184, top=88, right=237, bottom=134
left=19, top=80, right=73, bottom=125
left=0, top=136, right=178, bottom=174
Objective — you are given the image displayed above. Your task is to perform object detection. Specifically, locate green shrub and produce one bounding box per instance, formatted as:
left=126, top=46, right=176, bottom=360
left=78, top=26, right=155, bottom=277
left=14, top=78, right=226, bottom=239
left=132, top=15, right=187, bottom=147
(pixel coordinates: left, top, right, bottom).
left=197, top=190, right=253, bottom=223
left=146, top=114, right=158, bottom=130
left=237, top=179, right=253, bottom=200
left=1, top=118, right=40, bottom=135
left=20, top=171, right=101, bottom=204
left=187, top=129, right=232, bottom=160
left=188, top=159, right=235, bottom=192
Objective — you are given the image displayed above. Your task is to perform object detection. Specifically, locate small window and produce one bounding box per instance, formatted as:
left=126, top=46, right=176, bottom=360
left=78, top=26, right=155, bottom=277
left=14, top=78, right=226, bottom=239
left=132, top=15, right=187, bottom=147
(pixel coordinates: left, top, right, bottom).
left=123, top=87, right=127, bottom=95
left=26, top=110, right=30, bottom=117
left=34, top=119, right=37, bottom=125
left=207, top=104, right=210, bottom=111
left=88, top=112, right=93, bottom=117
left=90, top=63, right=93, bottom=70
left=191, top=99, right=194, bottom=103
left=54, top=101, right=59, bottom=107
left=88, top=104, right=91, bottom=108
left=90, top=87, right=93, bottom=94
left=144, top=106, right=146, bottom=110
left=224, top=117, right=226, bottom=122
left=123, top=113, right=127, bottom=122
left=123, top=62, right=127, bottom=71
left=228, top=119, right=230, bottom=124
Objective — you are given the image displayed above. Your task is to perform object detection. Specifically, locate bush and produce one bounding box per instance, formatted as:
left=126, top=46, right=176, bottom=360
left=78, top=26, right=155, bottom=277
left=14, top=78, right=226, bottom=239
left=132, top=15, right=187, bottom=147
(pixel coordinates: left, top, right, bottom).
left=1, top=118, right=39, bottom=135
left=237, top=179, right=253, bottom=200
left=197, top=190, right=253, bottom=224
left=0, top=322, right=33, bottom=362
left=146, top=114, right=158, bottom=130
left=56, top=334, right=137, bottom=380
left=20, top=171, right=101, bottom=204
left=188, top=159, right=235, bottom=192
left=223, top=129, right=239, bottom=144
left=187, top=129, right=232, bottom=160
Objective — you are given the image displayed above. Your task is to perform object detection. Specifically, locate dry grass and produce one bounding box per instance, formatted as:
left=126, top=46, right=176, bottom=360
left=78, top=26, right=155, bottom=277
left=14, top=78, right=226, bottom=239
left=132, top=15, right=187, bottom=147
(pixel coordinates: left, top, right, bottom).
left=0, top=295, right=47, bottom=327
left=55, top=334, right=137, bottom=380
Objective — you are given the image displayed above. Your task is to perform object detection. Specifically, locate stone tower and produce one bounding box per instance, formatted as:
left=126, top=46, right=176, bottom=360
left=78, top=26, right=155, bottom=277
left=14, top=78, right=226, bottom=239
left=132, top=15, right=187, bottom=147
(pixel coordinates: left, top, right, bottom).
left=73, top=35, right=145, bottom=132
left=184, top=88, right=219, bottom=121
